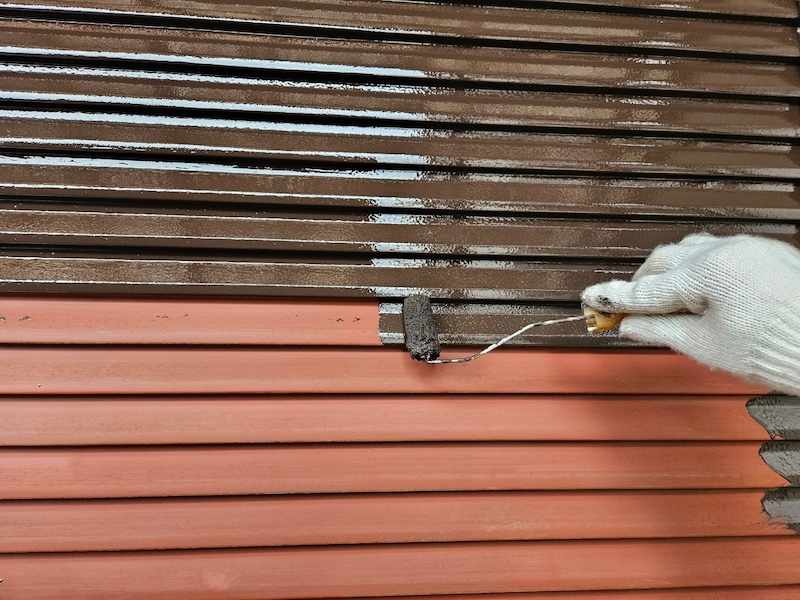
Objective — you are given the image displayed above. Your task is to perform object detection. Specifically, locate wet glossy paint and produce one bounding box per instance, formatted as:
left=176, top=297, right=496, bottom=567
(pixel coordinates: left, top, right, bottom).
left=0, top=1, right=798, bottom=344
left=1, top=0, right=797, bottom=57
left=2, top=2, right=800, bottom=597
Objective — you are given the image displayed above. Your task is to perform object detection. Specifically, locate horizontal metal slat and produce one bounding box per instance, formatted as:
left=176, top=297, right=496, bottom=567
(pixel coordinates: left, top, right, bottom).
left=0, top=394, right=767, bottom=445
left=535, top=0, right=799, bottom=19
left=0, top=490, right=786, bottom=553
left=1, top=0, right=796, bottom=58
left=2, top=207, right=794, bottom=257
left=0, top=443, right=782, bottom=499
left=0, top=296, right=380, bottom=345
left=3, top=538, right=800, bottom=599
left=4, top=113, right=799, bottom=177
left=379, top=302, right=626, bottom=347
left=0, top=347, right=762, bottom=395
left=0, top=255, right=636, bottom=299
left=2, top=22, right=797, bottom=97
left=1, top=158, right=798, bottom=219
left=5, top=67, right=799, bottom=138
left=6, top=65, right=800, bottom=138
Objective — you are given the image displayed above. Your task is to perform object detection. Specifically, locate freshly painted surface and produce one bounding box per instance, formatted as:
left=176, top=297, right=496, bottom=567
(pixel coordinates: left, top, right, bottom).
left=1, top=0, right=796, bottom=57
left=1, top=0, right=799, bottom=597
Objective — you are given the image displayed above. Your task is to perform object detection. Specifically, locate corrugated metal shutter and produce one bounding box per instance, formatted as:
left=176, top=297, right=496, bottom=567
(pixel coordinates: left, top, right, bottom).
left=1, top=1, right=800, bottom=597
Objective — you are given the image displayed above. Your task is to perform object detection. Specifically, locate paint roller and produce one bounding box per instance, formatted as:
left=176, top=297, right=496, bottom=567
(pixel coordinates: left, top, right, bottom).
left=402, top=294, right=625, bottom=364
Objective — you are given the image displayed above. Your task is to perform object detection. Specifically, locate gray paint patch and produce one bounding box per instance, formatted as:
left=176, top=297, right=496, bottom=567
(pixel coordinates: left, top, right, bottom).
left=747, top=394, right=800, bottom=440
left=760, top=442, right=800, bottom=485
left=762, top=487, right=800, bottom=534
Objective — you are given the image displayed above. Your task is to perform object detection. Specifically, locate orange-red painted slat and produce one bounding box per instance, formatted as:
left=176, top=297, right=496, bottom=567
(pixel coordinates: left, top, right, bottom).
left=283, top=585, right=800, bottom=600
left=0, top=296, right=379, bottom=345
left=0, top=443, right=783, bottom=499
left=0, top=490, right=788, bottom=553
left=2, top=538, right=800, bottom=599
left=0, top=395, right=767, bottom=445
left=0, top=347, right=765, bottom=395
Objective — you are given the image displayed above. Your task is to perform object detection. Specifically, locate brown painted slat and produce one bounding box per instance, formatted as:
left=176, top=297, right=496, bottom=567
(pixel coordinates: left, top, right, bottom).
left=0, top=490, right=787, bottom=553
left=2, top=22, right=797, bottom=97
left=0, top=296, right=379, bottom=345
left=4, top=68, right=800, bottom=138
left=0, top=395, right=767, bottom=446
left=2, top=207, right=795, bottom=258
left=2, top=539, right=800, bottom=598
left=380, top=300, right=800, bottom=348
left=0, top=347, right=764, bottom=395
left=537, top=0, right=799, bottom=19
left=760, top=442, right=800, bottom=485
left=0, top=443, right=783, bottom=499
left=3, top=158, right=798, bottom=220
left=0, top=255, right=635, bottom=300
left=1, top=0, right=795, bottom=57
left=5, top=114, right=799, bottom=178
left=378, top=302, right=635, bottom=347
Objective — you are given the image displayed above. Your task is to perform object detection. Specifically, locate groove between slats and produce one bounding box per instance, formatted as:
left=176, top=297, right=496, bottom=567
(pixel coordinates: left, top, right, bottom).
left=2, top=538, right=800, bottom=599
left=0, top=490, right=787, bottom=553
left=3, top=68, right=799, bottom=138
left=0, top=395, right=767, bottom=445
left=2, top=22, right=797, bottom=98
left=0, top=442, right=784, bottom=499
left=0, top=0, right=796, bottom=58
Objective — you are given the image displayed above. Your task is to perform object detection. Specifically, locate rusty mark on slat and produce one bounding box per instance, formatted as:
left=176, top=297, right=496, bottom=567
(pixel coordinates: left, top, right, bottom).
left=4, top=67, right=799, bottom=138
left=1, top=21, right=797, bottom=97
left=1, top=0, right=796, bottom=57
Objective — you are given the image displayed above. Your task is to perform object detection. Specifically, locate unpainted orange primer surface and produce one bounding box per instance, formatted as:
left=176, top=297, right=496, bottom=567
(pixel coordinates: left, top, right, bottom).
left=0, top=295, right=379, bottom=344
left=0, top=442, right=785, bottom=499
left=0, top=490, right=788, bottom=553
left=0, top=346, right=765, bottom=395
left=2, top=538, right=800, bottom=599
left=0, top=394, right=767, bottom=445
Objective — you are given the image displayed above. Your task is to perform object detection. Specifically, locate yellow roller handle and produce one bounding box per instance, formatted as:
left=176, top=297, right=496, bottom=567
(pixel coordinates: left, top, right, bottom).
left=583, top=306, right=628, bottom=334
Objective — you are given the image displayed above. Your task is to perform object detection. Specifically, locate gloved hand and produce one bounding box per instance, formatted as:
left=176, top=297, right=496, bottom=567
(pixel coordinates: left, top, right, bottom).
left=581, top=233, right=800, bottom=395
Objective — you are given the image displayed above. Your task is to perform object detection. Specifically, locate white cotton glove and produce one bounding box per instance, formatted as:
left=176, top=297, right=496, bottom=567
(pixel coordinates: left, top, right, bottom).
left=581, top=233, right=800, bottom=395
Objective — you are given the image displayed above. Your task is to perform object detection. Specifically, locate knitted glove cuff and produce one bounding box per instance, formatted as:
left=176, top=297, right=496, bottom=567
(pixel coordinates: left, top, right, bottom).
left=748, top=294, right=800, bottom=396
